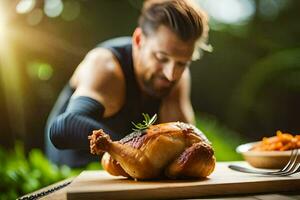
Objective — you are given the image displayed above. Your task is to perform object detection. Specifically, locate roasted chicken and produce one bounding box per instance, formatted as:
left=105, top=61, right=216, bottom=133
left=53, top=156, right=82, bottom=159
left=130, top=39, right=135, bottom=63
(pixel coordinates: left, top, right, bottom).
left=89, top=122, right=216, bottom=180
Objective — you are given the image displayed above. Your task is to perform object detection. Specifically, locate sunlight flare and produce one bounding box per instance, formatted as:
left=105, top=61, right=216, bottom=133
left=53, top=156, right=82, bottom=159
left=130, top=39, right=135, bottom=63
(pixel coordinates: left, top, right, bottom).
left=0, top=2, right=27, bottom=138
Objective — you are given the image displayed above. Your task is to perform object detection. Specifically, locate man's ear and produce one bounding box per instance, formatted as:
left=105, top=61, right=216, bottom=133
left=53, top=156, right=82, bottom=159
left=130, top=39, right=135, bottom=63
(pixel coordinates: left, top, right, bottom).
left=132, top=27, right=143, bottom=49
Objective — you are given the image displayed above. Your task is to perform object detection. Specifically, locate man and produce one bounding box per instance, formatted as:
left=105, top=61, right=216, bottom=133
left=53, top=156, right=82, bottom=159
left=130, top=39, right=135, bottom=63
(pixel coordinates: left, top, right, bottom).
left=45, top=0, right=209, bottom=167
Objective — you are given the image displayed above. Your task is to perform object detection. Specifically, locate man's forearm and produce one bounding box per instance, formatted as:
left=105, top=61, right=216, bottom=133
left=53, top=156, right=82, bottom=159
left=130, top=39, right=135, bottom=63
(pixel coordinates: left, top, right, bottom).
left=48, top=96, right=117, bottom=150
left=49, top=112, right=116, bottom=149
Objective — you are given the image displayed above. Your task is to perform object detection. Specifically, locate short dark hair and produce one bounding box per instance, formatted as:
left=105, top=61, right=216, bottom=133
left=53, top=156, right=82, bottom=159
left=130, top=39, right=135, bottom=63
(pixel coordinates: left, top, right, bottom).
left=138, top=0, right=208, bottom=42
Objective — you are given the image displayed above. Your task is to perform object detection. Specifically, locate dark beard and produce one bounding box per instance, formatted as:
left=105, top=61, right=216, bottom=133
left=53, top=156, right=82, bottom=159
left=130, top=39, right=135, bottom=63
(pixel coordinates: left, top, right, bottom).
left=143, top=76, right=175, bottom=98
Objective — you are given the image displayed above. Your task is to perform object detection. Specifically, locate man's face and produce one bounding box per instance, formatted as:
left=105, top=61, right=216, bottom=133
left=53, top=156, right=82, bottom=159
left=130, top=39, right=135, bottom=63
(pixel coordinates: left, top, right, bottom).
left=133, top=25, right=195, bottom=98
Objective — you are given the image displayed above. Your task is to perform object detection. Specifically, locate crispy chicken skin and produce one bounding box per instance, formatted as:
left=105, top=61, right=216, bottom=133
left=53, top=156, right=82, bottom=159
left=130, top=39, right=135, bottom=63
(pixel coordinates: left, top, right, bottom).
left=89, top=122, right=216, bottom=180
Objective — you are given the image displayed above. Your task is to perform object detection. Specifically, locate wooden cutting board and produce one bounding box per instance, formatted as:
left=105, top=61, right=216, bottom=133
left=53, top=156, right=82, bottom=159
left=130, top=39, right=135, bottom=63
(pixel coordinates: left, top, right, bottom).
left=66, top=162, right=300, bottom=200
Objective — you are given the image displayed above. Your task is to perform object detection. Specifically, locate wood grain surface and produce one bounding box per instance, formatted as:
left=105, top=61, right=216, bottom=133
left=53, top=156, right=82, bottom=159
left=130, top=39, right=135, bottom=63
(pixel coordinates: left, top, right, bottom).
left=66, top=162, right=300, bottom=200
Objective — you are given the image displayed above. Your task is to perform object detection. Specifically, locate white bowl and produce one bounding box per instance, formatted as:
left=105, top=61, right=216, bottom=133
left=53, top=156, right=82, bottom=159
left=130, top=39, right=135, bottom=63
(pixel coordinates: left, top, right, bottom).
left=236, top=142, right=299, bottom=169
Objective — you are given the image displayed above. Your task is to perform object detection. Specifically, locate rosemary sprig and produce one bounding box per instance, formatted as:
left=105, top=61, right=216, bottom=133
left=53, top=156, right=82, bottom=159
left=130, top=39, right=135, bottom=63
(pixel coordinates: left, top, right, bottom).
left=131, top=113, right=157, bottom=131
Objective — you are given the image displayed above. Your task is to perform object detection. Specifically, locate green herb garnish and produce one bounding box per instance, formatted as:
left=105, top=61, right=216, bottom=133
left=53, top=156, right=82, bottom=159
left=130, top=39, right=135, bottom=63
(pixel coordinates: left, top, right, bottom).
left=132, top=113, right=157, bottom=131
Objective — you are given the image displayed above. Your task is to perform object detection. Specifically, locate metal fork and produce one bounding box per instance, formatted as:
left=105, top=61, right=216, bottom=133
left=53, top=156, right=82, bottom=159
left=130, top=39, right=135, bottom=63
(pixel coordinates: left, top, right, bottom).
left=229, top=149, right=300, bottom=176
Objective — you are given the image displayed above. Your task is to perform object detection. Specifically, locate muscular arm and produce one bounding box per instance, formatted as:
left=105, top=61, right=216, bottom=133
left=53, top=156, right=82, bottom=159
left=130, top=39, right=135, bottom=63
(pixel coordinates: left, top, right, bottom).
left=159, top=68, right=195, bottom=124
left=71, top=48, right=125, bottom=117
left=48, top=48, right=126, bottom=149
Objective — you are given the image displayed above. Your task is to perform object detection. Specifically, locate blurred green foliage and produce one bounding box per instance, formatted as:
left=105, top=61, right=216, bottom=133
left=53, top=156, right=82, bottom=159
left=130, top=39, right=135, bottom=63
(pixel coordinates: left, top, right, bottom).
left=0, top=142, right=101, bottom=200
left=0, top=1, right=299, bottom=198
left=196, top=114, right=245, bottom=161
left=228, top=48, right=300, bottom=136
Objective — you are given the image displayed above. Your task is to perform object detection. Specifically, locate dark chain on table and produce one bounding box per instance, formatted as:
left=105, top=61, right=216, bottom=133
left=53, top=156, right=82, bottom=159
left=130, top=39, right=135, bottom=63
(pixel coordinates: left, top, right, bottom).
left=17, top=180, right=72, bottom=200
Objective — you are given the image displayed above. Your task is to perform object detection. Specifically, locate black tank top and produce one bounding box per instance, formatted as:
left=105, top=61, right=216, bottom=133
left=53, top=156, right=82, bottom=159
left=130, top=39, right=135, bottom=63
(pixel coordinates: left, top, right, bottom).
left=99, top=37, right=162, bottom=138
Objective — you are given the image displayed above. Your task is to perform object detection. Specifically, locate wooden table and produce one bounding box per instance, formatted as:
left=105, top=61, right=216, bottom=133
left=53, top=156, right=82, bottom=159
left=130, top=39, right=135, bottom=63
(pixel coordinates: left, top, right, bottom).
left=19, top=162, right=300, bottom=200
left=21, top=180, right=300, bottom=200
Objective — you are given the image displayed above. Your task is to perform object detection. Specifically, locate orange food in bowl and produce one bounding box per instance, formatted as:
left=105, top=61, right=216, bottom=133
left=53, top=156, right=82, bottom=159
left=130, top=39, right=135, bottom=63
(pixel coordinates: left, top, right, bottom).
left=252, top=130, right=300, bottom=151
